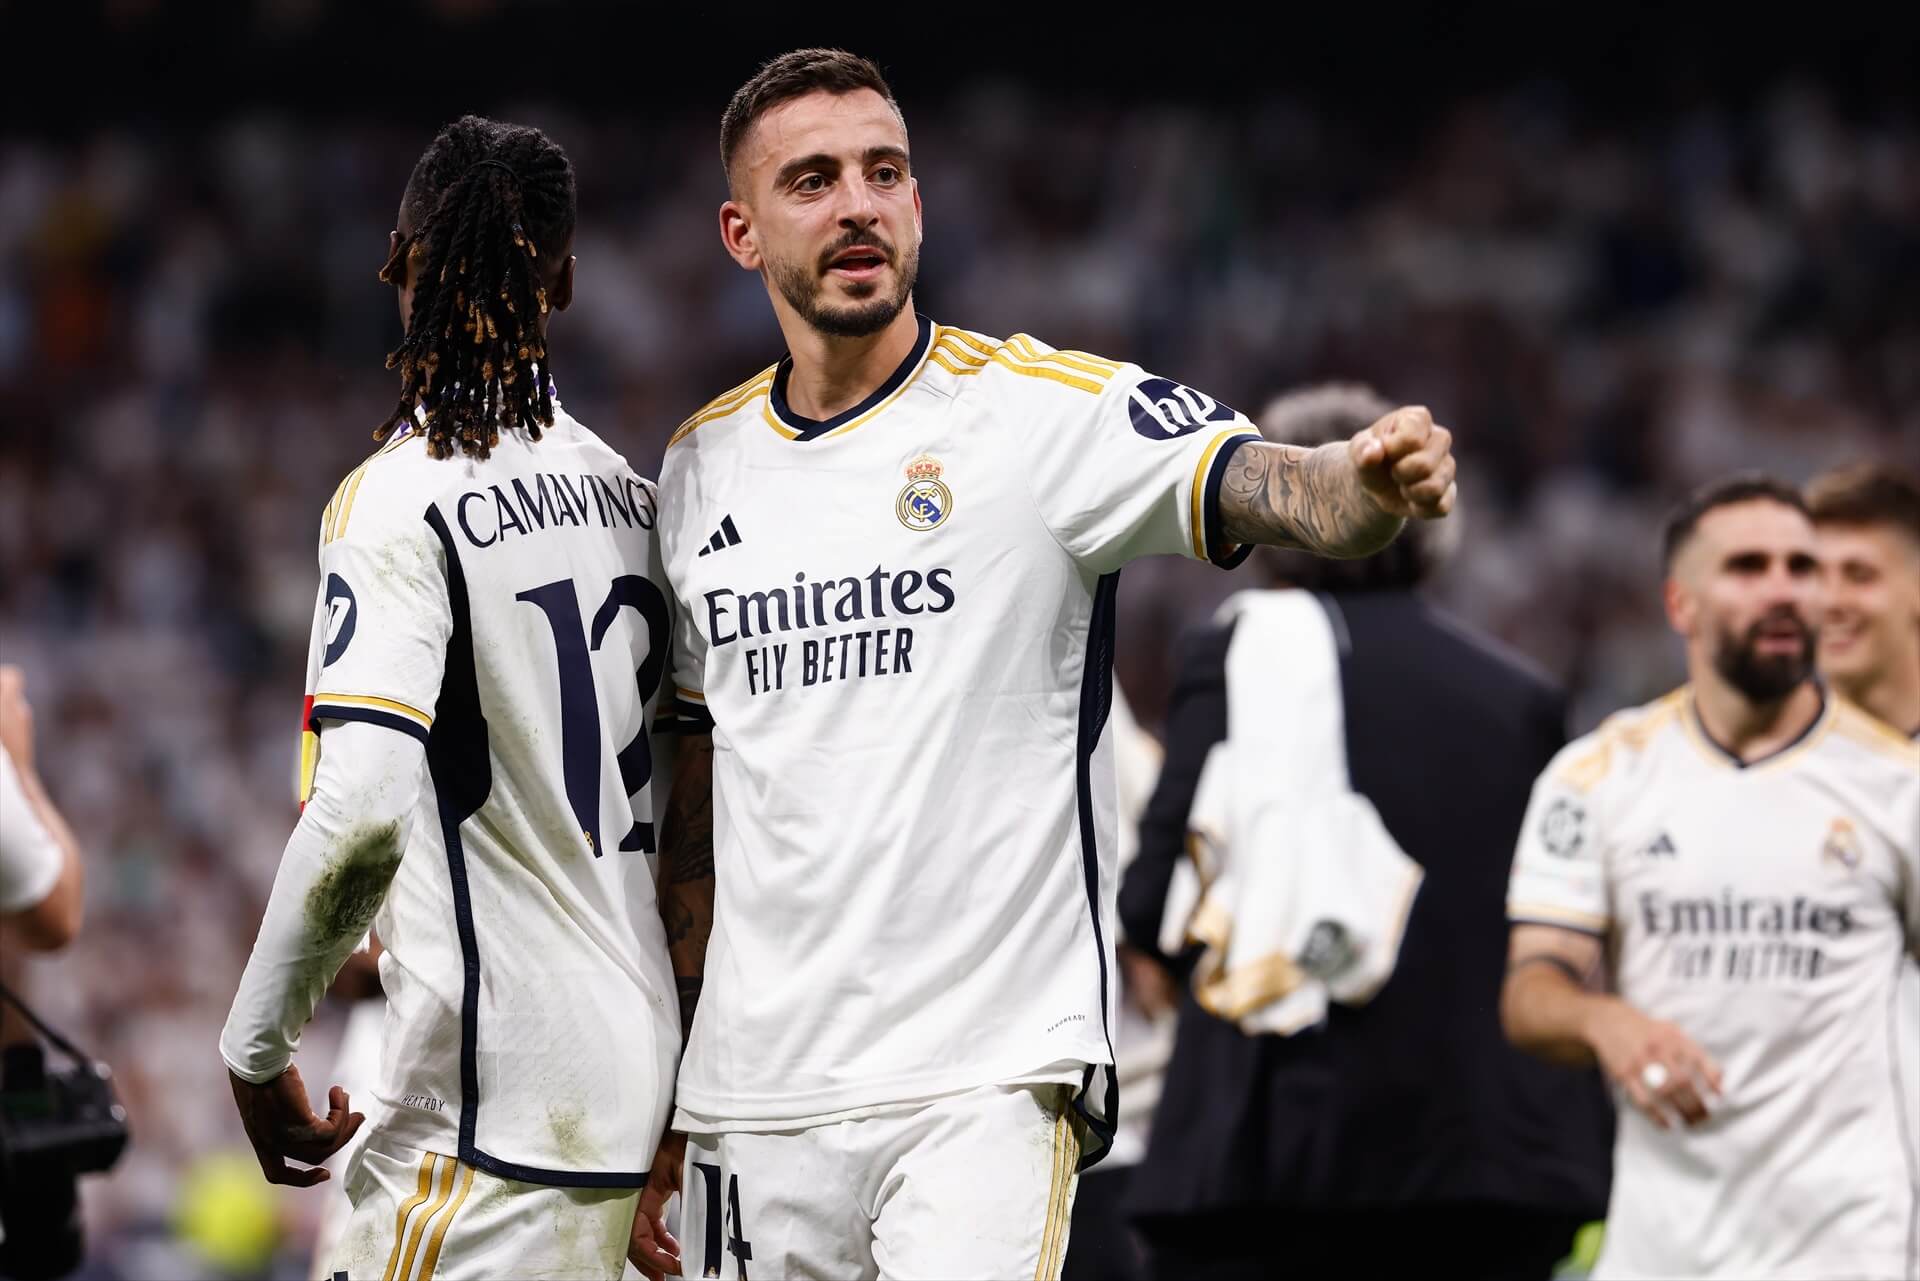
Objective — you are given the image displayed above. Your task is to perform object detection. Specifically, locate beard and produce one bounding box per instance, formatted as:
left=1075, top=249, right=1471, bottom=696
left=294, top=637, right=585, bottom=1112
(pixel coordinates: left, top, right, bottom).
left=1712, top=607, right=1817, bottom=703
left=771, top=230, right=920, bottom=339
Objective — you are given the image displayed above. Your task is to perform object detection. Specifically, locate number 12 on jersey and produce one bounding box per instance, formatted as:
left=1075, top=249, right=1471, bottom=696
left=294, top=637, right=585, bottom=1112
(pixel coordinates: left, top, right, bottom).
left=517, top=574, right=669, bottom=857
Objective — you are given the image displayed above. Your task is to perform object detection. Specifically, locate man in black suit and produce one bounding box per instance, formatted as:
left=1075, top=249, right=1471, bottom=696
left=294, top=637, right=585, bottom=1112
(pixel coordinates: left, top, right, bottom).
left=1117, top=384, right=1611, bottom=1280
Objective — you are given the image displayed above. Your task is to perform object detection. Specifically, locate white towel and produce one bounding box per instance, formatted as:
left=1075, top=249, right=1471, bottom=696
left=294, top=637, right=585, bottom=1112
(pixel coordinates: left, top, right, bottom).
left=1179, top=590, right=1424, bottom=1036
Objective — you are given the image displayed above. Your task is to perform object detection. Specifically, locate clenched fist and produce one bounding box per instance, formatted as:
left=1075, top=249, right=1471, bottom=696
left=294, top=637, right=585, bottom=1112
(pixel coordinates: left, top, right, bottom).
left=1351, top=406, right=1456, bottom=521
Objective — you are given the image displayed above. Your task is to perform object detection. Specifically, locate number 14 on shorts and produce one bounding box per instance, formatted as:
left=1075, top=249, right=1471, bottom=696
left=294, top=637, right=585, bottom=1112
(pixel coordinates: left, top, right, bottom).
left=691, top=1162, right=754, bottom=1279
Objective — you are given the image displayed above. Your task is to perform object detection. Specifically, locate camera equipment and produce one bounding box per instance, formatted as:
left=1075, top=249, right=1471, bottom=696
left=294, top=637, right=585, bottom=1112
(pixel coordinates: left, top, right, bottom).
left=0, top=979, right=129, bottom=1281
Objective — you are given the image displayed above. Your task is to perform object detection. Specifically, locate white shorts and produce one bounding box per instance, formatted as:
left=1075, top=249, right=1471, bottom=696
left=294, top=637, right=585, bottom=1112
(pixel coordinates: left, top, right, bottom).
left=681, top=1083, right=1084, bottom=1281
left=330, top=1138, right=636, bottom=1281
left=310, top=999, right=386, bottom=1281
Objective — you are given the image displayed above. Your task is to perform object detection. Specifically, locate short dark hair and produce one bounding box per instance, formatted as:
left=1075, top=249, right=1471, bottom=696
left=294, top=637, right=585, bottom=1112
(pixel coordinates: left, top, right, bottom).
left=1806, top=462, right=1920, bottom=545
left=1253, top=383, right=1454, bottom=590
left=1660, top=473, right=1811, bottom=573
left=719, top=49, right=902, bottom=188
left=379, top=115, right=577, bottom=461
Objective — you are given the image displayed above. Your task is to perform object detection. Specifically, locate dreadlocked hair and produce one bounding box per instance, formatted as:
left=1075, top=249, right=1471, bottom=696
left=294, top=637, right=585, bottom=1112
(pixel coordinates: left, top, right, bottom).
left=378, top=116, right=577, bottom=460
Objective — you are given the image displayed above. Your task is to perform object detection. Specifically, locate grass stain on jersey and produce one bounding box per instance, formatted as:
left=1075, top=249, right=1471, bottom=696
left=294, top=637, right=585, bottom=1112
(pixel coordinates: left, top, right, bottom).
left=305, top=822, right=404, bottom=945
left=547, top=1103, right=595, bottom=1167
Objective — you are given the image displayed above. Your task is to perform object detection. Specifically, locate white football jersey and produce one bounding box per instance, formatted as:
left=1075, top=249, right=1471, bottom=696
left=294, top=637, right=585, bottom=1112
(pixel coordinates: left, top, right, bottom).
left=659, top=317, right=1260, bottom=1163
left=297, top=406, right=679, bottom=1185
left=1508, top=686, right=1920, bottom=1281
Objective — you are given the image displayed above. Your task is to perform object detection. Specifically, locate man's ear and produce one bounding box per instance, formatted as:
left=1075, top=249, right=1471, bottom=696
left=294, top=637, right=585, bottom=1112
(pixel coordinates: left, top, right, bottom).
left=551, top=254, right=576, bottom=312
left=1663, top=576, right=1693, bottom=636
left=720, top=200, right=760, bottom=272
left=378, top=230, right=406, bottom=285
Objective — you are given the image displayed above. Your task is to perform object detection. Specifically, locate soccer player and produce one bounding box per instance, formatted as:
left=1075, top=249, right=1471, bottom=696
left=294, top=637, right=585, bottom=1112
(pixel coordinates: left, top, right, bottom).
left=1808, top=462, right=1920, bottom=738
left=631, top=50, right=1457, bottom=1280
left=1501, top=475, right=1920, bottom=1280
left=220, top=117, right=680, bottom=1281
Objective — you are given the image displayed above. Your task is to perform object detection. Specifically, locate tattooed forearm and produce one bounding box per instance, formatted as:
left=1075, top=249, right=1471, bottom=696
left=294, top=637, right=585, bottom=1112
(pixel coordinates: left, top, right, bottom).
left=657, top=733, right=715, bottom=1036
left=1219, top=441, right=1403, bottom=558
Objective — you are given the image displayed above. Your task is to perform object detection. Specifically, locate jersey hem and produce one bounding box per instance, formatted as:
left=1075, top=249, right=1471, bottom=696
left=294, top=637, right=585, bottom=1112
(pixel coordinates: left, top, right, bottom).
left=671, top=1043, right=1111, bottom=1130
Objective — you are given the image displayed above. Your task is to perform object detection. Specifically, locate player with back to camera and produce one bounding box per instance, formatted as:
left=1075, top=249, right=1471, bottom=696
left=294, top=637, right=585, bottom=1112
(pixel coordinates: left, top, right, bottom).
left=220, top=116, right=683, bottom=1281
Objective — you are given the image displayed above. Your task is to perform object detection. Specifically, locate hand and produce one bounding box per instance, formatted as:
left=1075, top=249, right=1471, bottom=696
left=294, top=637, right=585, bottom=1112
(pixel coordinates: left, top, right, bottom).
left=1583, top=1000, right=1724, bottom=1130
left=0, top=665, right=35, bottom=774
left=227, top=1064, right=365, bottom=1186
left=1350, top=406, right=1456, bottom=521
left=1119, top=944, right=1177, bottom=1020
left=629, top=1130, right=687, bottom=1279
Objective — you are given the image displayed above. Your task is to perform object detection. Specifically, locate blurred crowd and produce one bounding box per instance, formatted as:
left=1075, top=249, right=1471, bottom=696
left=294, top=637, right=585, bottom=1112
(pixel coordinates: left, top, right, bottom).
left=2, top=76, right=1915, bottom=1273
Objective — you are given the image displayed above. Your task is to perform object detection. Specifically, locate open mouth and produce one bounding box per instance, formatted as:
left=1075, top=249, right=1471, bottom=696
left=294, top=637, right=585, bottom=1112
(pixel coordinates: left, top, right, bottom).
left=1752, top=620, right=1809, bottom=654
left=827, top=247, right=888, bottom=280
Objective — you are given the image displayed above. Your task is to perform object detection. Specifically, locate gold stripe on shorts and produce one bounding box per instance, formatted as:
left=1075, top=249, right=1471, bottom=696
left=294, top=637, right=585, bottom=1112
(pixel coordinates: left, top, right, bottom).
left=416, top=1161, right=477, bottom=1280
left=395, top=1155, right=459, bottom=1281
left=382, top=1153, right=438, bottom=1281
left=1035, top=1108, right=1071, bottom=1281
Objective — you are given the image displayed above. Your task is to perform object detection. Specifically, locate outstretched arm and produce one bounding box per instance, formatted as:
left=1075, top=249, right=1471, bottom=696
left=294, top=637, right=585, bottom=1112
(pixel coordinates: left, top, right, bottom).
left=1219, top=406, right=1456, bottom=558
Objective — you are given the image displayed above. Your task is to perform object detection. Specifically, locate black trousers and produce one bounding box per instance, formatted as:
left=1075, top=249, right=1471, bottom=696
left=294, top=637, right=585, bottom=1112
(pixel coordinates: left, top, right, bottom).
left=1133, top=1204, right=1587, bottom=1281
left=1063, top=1166, right=1151, bottom=1281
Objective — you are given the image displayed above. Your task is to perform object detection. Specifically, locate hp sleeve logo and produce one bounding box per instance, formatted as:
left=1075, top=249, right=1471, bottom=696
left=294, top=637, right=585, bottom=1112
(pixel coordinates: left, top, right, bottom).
left=1127, top=378, right=1239, bottom=440
left=322, top=573, right=357, bottom=667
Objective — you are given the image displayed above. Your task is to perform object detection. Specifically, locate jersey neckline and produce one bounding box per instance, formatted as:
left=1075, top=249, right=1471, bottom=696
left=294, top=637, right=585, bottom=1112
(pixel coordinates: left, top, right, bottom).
left=766, top=315, right=935, bottom=441
left=1683, top=681, right=1831, bottom=770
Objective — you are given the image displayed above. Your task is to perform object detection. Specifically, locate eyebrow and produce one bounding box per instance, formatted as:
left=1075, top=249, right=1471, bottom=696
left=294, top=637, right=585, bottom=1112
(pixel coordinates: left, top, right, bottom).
left=773, top=145, right=911, bottom=190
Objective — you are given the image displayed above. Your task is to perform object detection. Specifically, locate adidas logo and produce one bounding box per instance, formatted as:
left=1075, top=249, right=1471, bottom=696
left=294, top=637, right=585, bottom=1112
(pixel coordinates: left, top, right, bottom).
left=696, top=515, right=743, bottom=557
left=1640, top=832, right=1677, bottom=859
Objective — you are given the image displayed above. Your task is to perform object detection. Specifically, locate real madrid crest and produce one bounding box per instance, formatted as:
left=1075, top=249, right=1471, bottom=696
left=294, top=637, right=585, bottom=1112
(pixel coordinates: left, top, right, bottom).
left=897, top=454, right=953, bottom=531
left=1821, top=816, right=1862, bottom=872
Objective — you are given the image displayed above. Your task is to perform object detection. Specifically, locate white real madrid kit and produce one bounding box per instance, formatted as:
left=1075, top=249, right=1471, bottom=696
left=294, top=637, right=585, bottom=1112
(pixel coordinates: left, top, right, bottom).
left=222, top=407, right=682, bottom=1281
left=1509, top=688, right=1920, bottom=1281
left=657, top=316, right=1262, bottom=1277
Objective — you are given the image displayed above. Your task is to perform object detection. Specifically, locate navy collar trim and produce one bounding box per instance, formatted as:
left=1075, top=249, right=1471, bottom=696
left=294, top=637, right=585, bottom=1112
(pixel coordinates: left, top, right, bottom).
left=1689, top=682, right=1828, bottom=769
left=768, top=315, right=933, bottom=441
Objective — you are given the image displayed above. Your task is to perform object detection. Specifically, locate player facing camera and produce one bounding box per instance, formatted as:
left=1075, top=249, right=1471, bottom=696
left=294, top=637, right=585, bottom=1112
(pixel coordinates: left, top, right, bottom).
left=0, top=985, right=129, bottom=1281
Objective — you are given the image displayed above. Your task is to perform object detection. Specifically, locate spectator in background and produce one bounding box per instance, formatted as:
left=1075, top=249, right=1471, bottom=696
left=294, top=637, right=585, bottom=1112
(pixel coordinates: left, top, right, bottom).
left=1117, top=386, right=1611, bottom=1281
left=1807, top=462, right=1920, bottom=738
left=0, top=664, right=84, bottom=951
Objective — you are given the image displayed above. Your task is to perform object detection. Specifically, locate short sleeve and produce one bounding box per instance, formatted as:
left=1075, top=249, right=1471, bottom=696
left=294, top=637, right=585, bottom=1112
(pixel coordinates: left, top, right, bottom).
left=1000, top=336, right=1260, bottom=575
left=305, top=483, right=451, bottom=745
left=1507, top=748, right=1613, bottom=936
left=667, top=578, right=712, bottom=734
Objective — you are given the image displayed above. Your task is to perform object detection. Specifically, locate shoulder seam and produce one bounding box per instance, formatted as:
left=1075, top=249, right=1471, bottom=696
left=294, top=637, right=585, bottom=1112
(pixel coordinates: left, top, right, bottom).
left=1555, top=688, right=1686, bottom=792
left=983, top=334, right=1121, bottom=393
left=669, top=367, right=778, bottom=450
left=323, top=429, right=426, bottom=545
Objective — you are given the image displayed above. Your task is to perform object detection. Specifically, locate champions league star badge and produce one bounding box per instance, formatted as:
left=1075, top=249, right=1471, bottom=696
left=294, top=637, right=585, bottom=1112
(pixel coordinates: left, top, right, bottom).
left=896, top=454, right=953, bottom=531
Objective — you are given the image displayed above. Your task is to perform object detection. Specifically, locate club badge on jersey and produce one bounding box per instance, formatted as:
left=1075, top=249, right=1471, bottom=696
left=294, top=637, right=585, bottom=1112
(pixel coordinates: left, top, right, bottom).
left=896, top=454, right=953, bottom=532
left=1821, top=816, right=1862, bottom=871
